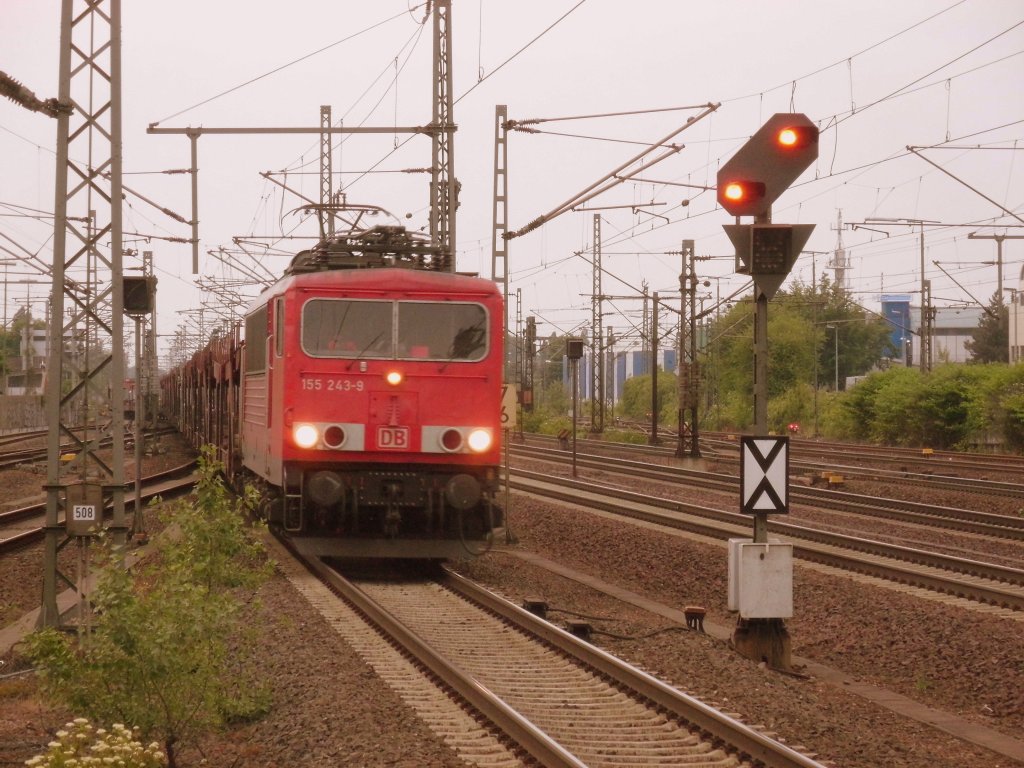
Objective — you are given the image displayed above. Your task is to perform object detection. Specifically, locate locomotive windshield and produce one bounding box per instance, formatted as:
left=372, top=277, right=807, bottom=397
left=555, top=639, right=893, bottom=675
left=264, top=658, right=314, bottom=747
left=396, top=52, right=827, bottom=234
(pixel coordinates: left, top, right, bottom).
left=302, top=298, right=488, bottom=362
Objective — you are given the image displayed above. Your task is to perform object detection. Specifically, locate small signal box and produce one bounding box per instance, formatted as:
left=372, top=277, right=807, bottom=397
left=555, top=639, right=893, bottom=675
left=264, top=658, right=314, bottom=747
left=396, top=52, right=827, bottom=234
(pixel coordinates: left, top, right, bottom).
left=566, top=337, right=584, bottom=360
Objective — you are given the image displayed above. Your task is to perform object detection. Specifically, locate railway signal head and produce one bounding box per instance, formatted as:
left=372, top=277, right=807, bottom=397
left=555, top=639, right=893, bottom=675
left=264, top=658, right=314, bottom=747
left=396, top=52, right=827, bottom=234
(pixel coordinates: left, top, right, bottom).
left=717, top=113, right=819, bottom=218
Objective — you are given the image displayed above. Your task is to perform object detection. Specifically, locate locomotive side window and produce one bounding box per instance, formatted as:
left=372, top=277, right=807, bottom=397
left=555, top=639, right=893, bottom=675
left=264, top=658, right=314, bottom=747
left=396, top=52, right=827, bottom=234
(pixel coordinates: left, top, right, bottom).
left=245, top=306, right=268, bottom=372
left=397, top=302, right=488, bottom=361
left=302, top=299, right=394, bottom=358
left=274, top=297, right=284, bottom=357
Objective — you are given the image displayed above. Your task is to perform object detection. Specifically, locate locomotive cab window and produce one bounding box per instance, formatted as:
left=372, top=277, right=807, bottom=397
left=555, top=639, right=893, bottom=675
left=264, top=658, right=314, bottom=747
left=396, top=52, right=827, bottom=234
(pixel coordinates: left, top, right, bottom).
left=397, top=302, right=487, bottom=361
left=301, top=298, right=488, bottom=362
left=302, top=299, right=394, bottom=358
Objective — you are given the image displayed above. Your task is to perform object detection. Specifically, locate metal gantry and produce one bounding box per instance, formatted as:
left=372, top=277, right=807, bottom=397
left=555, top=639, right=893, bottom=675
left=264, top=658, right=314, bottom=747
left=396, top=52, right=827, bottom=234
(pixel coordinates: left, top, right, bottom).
left=149, top=3, right=455, bottom=274
left=42, top=0, right=128, bottom=628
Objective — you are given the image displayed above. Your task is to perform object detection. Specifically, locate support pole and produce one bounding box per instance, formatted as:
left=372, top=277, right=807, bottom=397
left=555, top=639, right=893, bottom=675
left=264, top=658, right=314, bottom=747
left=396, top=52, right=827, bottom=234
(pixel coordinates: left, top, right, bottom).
left=919, top=223, right=929, bottom=373
left=571, top=359, right=579, bottom=478
left=133, top=315, right=144, bottom=538
left=752, top=291, right=769, bottom=543
left=189, top=129, right=200, bottom=274
left=649, top=292, right=659, bottom=445
left=591, top=214, right=603, bottom=434
left=320, top=104, right=334, bottom=239
left=429, top=0, right=456, bottom=271
left=689, top=253, right=700, bottom=458
left=677, top=240, right=700, bottom=458
left=43, top=0, right=127, bottom=628
left=491, top=105, right=509, bottom=366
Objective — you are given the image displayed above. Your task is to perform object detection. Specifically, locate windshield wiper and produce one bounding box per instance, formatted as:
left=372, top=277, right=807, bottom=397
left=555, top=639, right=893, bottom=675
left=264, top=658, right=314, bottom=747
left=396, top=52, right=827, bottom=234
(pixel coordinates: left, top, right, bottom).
left=438, top=323, right=484, bottom=371
left=345, top=331, right=384, bottom=370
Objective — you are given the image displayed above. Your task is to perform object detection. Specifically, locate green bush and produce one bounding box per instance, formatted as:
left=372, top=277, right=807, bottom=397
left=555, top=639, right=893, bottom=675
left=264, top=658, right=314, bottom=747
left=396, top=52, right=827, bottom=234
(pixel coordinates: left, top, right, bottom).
left=25, top=447, right=273, bottom=767
left=826, top=363, right=1024, bottom=451
left=600, top=428, right=651, bottom=445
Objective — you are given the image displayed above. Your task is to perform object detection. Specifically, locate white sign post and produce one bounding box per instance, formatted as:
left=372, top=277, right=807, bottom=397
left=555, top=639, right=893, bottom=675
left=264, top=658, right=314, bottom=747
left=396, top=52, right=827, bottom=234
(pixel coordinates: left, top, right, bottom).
left=501, top=385, right=518, bottom=543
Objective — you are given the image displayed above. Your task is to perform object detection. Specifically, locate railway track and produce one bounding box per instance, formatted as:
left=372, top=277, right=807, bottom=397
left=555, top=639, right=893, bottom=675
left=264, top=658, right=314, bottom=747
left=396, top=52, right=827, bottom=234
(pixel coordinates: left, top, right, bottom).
left=592, top=426, right=1023, bottom=476
left=0, top=461, right=198, bottom=553
left=504, top=468, right=1024, bottom=614
left=0, top=426, right=177, bottom=472
left=716, top=433, right=1024, bottom=477
left=551, top=433, right=1024, bottom=498
left=281, top=536, right=829, bottom=768
left=514, top=443, right=1024, bottom=543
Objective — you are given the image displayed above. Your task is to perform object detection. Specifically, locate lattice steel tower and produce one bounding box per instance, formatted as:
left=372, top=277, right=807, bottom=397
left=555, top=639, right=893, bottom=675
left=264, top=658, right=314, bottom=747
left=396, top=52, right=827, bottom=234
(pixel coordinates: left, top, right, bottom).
left=429, top=0, right=456, bottom=271
left=42, top=0, right=127, bottom=627
left=590, top=214, right=604, bottom=433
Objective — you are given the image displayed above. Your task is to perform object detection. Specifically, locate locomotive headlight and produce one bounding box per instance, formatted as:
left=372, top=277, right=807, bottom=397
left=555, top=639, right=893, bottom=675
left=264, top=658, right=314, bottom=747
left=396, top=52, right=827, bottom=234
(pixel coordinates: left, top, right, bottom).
left=466, top=429, right=492, bottom=452
left=293, top=424, right=319, bottom=449
left=385, top=370, right=403, bottom=386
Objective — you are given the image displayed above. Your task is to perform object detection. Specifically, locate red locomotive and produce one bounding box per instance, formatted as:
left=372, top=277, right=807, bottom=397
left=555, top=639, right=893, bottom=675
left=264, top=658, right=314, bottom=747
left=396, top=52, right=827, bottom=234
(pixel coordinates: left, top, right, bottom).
left=163, top=226, right=504, bottom=558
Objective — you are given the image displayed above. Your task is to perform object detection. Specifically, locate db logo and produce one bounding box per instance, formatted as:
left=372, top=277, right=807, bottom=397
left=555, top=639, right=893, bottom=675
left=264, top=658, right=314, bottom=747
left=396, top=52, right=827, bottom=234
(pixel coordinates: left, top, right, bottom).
left=377, top=426, right=410, bottom=449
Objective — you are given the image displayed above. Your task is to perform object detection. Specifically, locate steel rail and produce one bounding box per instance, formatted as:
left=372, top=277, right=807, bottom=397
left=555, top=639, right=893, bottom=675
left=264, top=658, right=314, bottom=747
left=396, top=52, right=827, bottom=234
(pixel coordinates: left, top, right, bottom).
left=0, top=426, right=180, bottom=471
left=297, top=553, right=588, bottom=768
left=539, top=432, right=1024, bottom=496
left=0, top=461, right=198, bottom=554
left=515, top=443, right=1024, bottom=538
left=507, top=472, right=1024, bottom=611
left=442, top=567, right=831, bottom=768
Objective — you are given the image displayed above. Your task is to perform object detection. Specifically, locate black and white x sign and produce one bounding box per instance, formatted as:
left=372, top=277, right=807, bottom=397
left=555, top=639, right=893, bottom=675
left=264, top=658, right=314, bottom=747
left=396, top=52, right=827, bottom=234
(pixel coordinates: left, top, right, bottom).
left=740, top=436, right=789, bottom=514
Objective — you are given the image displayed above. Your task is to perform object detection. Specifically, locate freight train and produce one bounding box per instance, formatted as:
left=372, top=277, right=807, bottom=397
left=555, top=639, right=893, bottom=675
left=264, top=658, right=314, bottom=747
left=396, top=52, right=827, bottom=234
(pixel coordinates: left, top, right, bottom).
left=162, top=226, right=504, bottom=558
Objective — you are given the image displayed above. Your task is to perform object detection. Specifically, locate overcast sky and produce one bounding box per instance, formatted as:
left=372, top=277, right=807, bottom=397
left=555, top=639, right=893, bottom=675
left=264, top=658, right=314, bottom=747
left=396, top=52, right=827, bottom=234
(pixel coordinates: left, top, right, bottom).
left=2, top=1, right=1022, bottom=357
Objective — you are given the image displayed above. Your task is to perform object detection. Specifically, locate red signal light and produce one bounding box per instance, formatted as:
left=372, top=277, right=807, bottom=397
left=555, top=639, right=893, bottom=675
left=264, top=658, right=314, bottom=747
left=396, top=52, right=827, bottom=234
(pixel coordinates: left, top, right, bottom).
left=723, top=181, right=765, bottom=202
left=718, top=180, right=766, bottom=215
left=776, top=125, right=817, bottom=150
left=717, top=114, right=819, bottom=217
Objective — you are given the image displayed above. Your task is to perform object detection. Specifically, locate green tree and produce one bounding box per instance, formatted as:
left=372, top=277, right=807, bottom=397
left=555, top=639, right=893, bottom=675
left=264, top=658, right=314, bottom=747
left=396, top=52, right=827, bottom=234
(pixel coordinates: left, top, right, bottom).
left=849, top=366, right=924, bottom=443
left=0, top=327, right=16, bottom=387
left=25, top=448, right=272, bottom=767
left=705, top=278, right=896, bottom=431
left=965, top=293, right=1009, bottom=363
left=619, top=370, right=678, bottom=425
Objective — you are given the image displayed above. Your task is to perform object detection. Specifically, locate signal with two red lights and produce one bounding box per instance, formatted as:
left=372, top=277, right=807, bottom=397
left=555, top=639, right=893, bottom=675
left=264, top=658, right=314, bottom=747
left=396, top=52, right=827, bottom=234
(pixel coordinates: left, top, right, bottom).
left=716, top=113, right=819, bottom=218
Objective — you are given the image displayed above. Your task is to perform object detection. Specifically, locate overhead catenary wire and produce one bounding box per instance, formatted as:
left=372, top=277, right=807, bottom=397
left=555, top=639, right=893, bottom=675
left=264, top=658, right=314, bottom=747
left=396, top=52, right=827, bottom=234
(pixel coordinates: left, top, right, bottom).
left=152, top=5, right=422, bottom=126
left=825, top=19, right=1024, bottom=132
left=720, top=0, right=969, bottom=107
